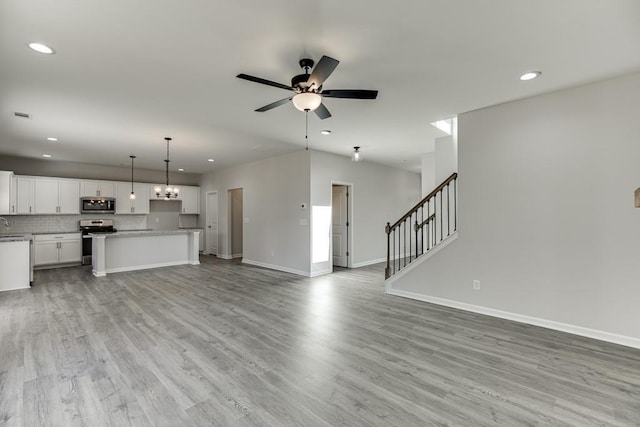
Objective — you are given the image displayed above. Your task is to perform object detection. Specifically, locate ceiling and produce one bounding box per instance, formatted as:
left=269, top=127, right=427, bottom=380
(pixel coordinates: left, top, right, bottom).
left=1, top=1, right=639, bottom=174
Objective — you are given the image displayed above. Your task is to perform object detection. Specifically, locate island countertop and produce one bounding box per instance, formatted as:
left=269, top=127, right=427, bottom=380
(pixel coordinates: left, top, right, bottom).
left=90, top=229, right=197, bottom=238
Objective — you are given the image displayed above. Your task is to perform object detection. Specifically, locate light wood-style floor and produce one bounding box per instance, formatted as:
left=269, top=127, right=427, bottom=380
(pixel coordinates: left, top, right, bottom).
left=1, top=257, right=639, bottom=426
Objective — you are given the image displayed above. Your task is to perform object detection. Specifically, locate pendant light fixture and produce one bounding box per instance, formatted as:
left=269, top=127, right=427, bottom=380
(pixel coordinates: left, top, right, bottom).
left=129, top=155, right=136, bottom=200
left=352, top=146, right=362, bottom=162
left=154, top=137, right=179, bottom=199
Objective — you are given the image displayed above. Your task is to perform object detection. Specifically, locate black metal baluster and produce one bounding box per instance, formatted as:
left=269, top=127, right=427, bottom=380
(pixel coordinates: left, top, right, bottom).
left=447, top=183, right=450, bottom=237
left=454, top=177, right=457, bottom=232
left=385, top=222, right=391, bottom=279
left=439, top=190, right=443, bottom=243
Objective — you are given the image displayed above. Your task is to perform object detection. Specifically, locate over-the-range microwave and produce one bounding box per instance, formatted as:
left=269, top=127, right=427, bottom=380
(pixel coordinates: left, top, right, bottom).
left=80, top=197, right=116, bottom=214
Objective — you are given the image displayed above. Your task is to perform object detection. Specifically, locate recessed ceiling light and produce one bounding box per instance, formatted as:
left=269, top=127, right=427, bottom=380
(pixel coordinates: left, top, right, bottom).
left=178, top=168, right=184, bottom=172
left=47, top=137, right=58, bottom=142
left=207, top=159, right=215, bottom=162
left=520, top=71, right=542, bottom=81
left=42, top=154, right=52, bottom=158
left=28, top=42, right=55, bottom=55
left=320, top=130, right=331, bottom=135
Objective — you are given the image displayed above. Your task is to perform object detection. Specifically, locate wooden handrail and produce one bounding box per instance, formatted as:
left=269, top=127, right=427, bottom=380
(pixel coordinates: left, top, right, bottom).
left=387, top=172, right=457, bottom=232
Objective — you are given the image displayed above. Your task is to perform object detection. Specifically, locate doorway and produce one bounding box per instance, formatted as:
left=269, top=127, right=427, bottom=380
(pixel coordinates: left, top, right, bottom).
left=228, top=188, right=243, bottom=259
left=205, top=191, right=218, bottom=255
left=332, top=184, right=352, bottom=269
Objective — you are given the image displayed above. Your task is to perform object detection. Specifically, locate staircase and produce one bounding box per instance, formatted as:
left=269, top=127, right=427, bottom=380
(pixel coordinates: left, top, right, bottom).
left=385, top=173, right=457, bottom=279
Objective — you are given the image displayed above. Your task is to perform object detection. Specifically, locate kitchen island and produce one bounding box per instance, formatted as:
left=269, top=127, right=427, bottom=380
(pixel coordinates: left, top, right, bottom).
left=91, top=230, right=200, bottom=277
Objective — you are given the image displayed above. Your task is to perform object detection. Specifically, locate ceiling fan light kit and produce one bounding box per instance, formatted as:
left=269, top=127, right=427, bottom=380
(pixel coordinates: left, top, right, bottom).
left=292, top=92, right=322, bottom=112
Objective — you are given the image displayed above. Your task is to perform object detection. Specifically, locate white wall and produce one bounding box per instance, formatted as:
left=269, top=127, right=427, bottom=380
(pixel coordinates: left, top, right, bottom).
left=310, top=150, right=421, bottom=275
left=435, top=135, right=458, bottom=184
left=421, top=153, right=435, bottom=197
left=199, top=150, right=311, bottom=275
left=389, top=72, right=640, bottom=347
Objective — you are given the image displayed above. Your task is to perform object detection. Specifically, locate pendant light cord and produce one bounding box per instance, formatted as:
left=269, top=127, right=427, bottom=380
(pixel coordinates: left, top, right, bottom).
left=305, top=110, right=309, bottom=151
left=165, top=137, right=171, bottom=186
left=130, top=155, right=135, bottom=193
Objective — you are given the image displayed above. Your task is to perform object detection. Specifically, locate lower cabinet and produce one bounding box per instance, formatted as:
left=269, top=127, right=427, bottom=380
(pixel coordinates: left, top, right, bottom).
left=34, top=233, right=82, bottom=267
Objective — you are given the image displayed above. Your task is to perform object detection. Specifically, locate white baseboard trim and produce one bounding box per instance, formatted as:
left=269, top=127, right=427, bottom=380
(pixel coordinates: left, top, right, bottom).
left=352, top=257, right=386, bottom=268
left=242, top=259, right=310, bottom=277
left=105, top=260, right=190, bottom=275
left=310, top=269, right=332, bottom=277
left=385, top=288, right=640, bottom=350
left=385, top=232, right=458, bottom=290
left=216, top=254, right=233, bottom=260
left=232, top=253, right=243, bottom=259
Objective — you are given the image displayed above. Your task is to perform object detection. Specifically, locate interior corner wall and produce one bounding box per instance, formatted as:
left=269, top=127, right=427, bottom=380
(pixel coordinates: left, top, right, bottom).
left=390, top=72, right=640, bottom=344
left=198, top=150, right=311, bottom=275
left=435, top=135, right=457, bottom=184
left=421, top=153, right=435, bottom=197
left=310, top=150, right=421, bottom=275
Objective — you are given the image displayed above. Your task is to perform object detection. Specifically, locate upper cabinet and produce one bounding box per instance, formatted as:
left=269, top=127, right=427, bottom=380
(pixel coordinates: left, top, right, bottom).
left=34, top=178, right=80, bottom=214
left=80, top=180, right=115, bottom=198
left=5, top=172, right=198, bottom=216
left=115, top=182, right=149, bottom=214
left=180, top=186, right=200, bottom=214
left=15, top=177, right=35, bottom=214
left=0, top=171, right=12, bottom=215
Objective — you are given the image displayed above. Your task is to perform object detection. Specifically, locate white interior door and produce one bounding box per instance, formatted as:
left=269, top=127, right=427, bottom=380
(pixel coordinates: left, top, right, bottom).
left=332, top=185, right=349, bottom=267
left=206, top=191, right=218, bottom=255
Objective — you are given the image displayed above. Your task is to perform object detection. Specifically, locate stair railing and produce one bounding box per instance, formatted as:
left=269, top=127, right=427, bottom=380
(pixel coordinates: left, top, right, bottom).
left=385, top=173, right=457, bottom=279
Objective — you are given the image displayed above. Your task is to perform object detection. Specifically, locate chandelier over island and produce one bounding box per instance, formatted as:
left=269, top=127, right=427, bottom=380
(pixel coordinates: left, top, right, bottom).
left=154, top=137, right=179, bottom=199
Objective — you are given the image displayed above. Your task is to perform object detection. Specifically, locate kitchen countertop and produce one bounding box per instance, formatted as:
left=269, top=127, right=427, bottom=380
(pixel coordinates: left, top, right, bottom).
left=0, top=233, right=33, bottom=242
left=32, top=231, right=82, bottom=235
left=90, top=229, right=200, bottom=238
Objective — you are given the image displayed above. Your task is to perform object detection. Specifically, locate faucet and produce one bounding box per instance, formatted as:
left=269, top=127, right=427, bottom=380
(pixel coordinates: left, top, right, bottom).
left=0, top=217, right=9, bottom=228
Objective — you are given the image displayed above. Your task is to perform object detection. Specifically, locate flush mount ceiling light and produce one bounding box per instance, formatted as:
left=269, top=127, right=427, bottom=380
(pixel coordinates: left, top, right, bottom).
left=154, top=137, right=179, bottom=199
left=520, top=71, right=542, bottom=81
left=351, top=146, right=362, bottom=162
left=46, top=137, right=58, bottom=142
left=292, top=92, right=322, bottom=112
left=129, top=155, right=137, bottom=200
left=320, top=130, right=331, bottom=135
left=42, top=154, right=52, bottom=158
left=28, top=42, right=55, bottom=54
left=178, top=168, right=184, bottom=172
left=207, top=158, right=215, bottom=162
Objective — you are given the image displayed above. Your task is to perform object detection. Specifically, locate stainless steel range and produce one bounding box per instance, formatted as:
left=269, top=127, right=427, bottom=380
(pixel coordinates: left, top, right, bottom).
left=80, top=219, right=116, bottom=265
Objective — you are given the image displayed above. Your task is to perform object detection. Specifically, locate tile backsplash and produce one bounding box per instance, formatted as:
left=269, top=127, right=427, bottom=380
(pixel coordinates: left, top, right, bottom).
left=1, top=214, right=147, bottom=234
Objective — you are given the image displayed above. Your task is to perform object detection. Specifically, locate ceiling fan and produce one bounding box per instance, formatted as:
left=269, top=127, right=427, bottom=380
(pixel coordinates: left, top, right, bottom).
left=236, top=56, right=378, bottom=120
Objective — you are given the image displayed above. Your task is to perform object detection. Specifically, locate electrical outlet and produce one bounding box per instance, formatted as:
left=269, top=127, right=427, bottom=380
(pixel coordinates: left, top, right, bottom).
left=473, top=280, right=481, bottom=291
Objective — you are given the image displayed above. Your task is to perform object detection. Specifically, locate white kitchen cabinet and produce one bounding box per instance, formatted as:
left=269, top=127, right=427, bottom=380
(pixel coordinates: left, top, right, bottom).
left=34, top=233, right=82, bottom=267
left=81, top=180, right=115, bottom=198
left=16, top=177, right=35, bottom=214
left=116, top=182, right=150, bottom=214
left=34, top=178, right=80, bottom=214
left=0, top=171, right=12, bottom=215
left=180, top=186, right=200, bottom=214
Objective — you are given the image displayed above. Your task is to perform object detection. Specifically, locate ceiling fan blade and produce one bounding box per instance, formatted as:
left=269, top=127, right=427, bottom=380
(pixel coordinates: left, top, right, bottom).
left=321, top=89, right=378, bottom=99
left=307, top=56, right=339, bottom=90
left=255, top=97, right=292, bottom=112
left=237, top=74, right=293, bottom=91
left=314, top=103, right=332, bottom=120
